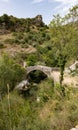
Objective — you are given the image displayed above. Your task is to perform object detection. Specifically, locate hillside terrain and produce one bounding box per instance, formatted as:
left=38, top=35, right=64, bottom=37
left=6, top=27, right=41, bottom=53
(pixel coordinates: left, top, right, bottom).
left=0, top=4, right=78, bottom=130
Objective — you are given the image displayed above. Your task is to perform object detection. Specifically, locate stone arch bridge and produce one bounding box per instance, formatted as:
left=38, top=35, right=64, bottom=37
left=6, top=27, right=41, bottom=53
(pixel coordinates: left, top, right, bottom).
left=26, top=65, right=59, bottom=77
left=16, top=63, right=78, bottom=91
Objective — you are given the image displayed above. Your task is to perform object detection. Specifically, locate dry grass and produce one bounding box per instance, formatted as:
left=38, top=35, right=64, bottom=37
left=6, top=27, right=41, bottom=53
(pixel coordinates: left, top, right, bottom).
left=0, top=33, right=14, bottom=41
left=0, top=33, right=36, bottom=56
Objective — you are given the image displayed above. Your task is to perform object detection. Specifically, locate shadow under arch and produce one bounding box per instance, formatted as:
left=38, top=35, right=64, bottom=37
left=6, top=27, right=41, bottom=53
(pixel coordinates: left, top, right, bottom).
left=27, top=69, right=48, bottom=83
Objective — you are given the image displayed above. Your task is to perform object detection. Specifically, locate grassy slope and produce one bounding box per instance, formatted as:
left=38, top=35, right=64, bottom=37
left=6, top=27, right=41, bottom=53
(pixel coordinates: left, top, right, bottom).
left=0, top=33, right=36, bottom=56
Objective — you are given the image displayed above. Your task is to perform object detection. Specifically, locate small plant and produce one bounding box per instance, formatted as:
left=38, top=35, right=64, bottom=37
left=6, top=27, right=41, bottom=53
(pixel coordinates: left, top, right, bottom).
left=0, top=43, right=5, bottom=49
left=4, top=38, right=15, bottom=44
left=21, top=43, right=28, bottom=48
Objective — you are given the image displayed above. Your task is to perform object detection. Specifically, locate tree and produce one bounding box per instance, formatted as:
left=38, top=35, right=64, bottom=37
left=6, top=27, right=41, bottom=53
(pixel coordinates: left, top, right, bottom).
left=2, top=14, right=10, bottom=29
left=49, top=5, right=78, bottom=95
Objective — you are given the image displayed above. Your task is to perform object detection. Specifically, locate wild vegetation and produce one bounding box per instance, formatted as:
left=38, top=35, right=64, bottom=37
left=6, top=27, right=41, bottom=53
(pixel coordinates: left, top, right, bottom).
left=0, top=4, right=78, bottom=130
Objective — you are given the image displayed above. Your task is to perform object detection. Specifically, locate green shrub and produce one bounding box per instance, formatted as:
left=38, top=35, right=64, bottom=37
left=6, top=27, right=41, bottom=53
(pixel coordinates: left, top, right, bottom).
left=0, top=43, right=5, bottom=49
left=0, top=92, right=31, bottom=130
left=32, top=42, right=37, bottom=47
left=16, top=32, right=23, bottom=40
left=21, top=43, right=28, bottom=48
left=4, top=38, right=15, bottom=44
left=37, top=79, right=54, bottom=102
left=0, top=54, right=26, bottom=96
left=12, top=32, right=17, bottom=36
left=27, top=53, right=38, bottom=66
left=24, top=36, right=29, bottom=43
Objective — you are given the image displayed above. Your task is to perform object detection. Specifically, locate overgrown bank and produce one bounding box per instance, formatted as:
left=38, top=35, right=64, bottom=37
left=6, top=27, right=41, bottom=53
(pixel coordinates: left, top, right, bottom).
left=0, top=79, right=78, bottom=130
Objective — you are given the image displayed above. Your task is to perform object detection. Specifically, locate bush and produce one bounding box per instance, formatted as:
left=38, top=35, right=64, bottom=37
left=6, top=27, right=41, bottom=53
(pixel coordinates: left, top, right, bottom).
left=27, top=53, right=38, bottom=66
left=21, top=43, right=28, bottom=48
left=0, top=80, right=78, bottom=130
left=37, top=79, right=54, bottom=102
left=0, top=92, right=31, bottom=130
left=0, top=43, right=5, bottom=49
left=16, top=32, right=23, bottom=40
left=4, top=38, right=15, bottom=44
left=0, top=54, right=26, bottom=96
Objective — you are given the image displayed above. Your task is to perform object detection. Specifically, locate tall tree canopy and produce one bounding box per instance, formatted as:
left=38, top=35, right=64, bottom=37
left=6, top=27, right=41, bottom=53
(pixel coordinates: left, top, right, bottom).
left=49, top=4, right=78, bottom=94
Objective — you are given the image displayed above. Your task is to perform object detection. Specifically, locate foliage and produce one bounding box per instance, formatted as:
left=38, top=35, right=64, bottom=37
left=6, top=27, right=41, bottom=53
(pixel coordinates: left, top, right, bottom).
left=0, top=92, right=32, bottom=130
left=49, top=5, right=78, bottom=89
left=26, top=53, right=38, bottom=66
left=0, top=82, right=78, bottom=130
left=0, top=4, right=78, bottom=130
left=37, top=78, right=54, bottom=102
left=0, top=43, right=5, bottom=49
left=0, top=54, right=26, bottom=96
left=0, top=14, right=45, bottom=32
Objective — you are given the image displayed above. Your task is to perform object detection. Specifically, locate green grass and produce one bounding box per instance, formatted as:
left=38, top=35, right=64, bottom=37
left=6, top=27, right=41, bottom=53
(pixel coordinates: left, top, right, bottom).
left=0, top=79, right=78, bottom=130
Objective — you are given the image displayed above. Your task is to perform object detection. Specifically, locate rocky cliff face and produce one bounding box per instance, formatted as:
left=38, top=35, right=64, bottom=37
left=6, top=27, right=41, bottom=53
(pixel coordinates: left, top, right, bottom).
left=33, top=15, right=44, bottom=27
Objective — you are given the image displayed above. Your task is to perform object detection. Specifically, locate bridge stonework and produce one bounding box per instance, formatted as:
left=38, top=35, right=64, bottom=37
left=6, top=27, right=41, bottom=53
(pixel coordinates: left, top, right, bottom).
left=26, top=65, right=52, bottom=77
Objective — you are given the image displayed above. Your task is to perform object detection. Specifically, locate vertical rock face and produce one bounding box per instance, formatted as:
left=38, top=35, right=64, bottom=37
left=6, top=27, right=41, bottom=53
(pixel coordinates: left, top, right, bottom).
left=33, top=15, right=44, bottom=27
left=36, top=15, right=42, bottom=22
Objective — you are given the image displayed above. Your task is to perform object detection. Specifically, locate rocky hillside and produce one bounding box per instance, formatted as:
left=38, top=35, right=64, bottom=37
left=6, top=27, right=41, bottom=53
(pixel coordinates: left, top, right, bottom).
left=0, top=14, right=47, bottom=33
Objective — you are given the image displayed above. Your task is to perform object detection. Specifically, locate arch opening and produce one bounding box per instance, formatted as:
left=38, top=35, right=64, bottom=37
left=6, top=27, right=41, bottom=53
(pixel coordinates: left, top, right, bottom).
left=27, top=70, right=47, bottom=83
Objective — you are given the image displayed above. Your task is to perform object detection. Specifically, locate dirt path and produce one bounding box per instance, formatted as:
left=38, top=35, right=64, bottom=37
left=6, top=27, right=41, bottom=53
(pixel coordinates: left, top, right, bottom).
left=51, top=71, right=78, bottom=87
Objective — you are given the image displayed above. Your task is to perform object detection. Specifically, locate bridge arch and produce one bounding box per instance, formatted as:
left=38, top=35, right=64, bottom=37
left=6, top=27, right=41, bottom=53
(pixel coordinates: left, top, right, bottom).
left=26, top=65, right=52, bottom=77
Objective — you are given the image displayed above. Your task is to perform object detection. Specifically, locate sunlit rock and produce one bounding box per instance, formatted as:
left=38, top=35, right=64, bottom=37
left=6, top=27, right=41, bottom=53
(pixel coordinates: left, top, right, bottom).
left=15, top=80, right=30, bottom=91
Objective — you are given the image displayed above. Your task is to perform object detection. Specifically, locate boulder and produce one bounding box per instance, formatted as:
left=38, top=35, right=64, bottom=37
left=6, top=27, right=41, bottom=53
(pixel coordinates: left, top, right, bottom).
left=15, top=80, right=30, bottom=91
